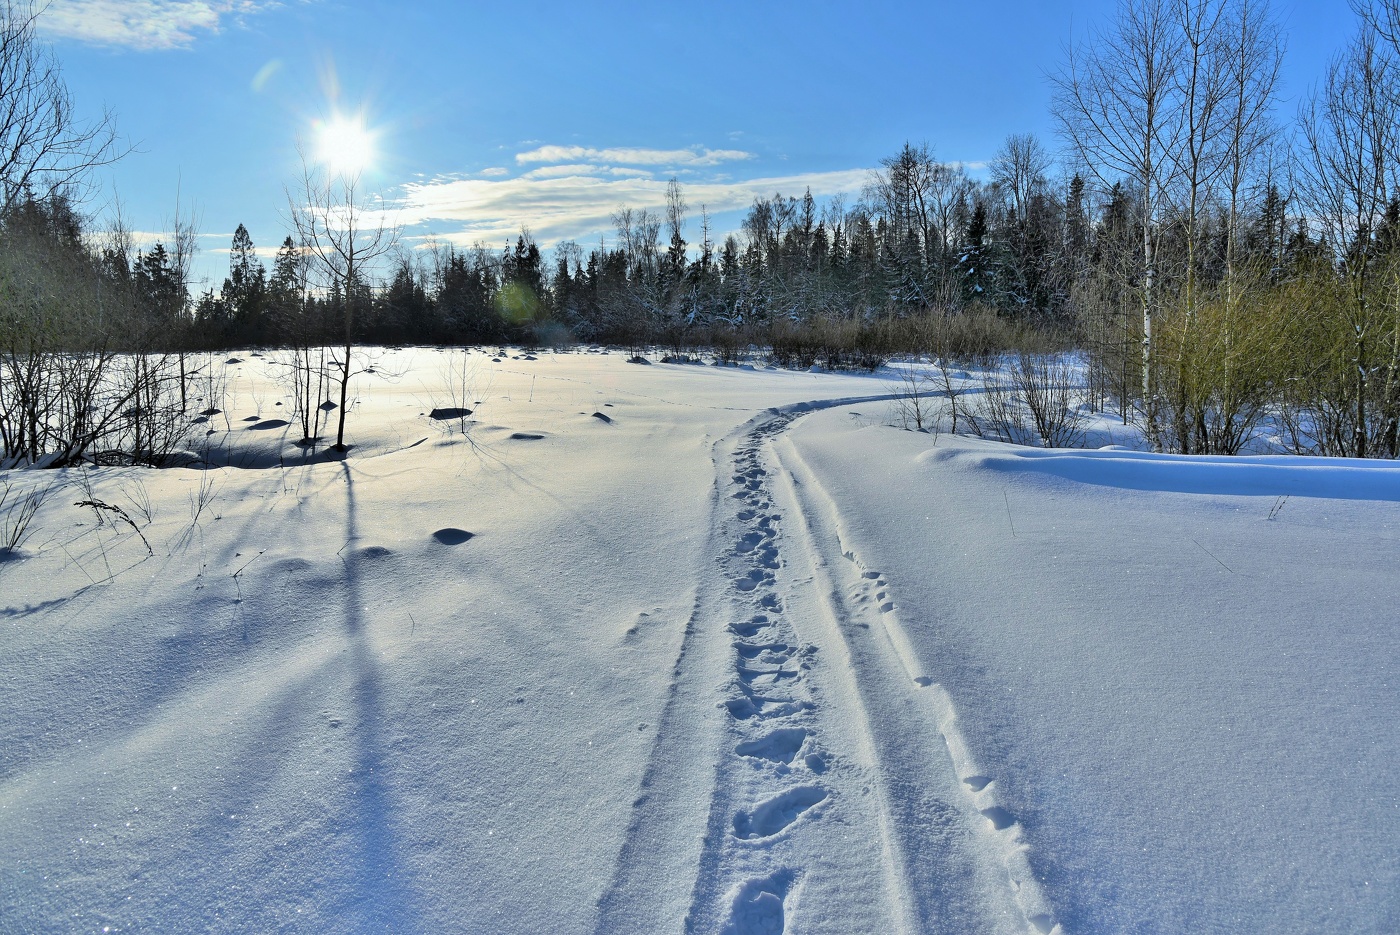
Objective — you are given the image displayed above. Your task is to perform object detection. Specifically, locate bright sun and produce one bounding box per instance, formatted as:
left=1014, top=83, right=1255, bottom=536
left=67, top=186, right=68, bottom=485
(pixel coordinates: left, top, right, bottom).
left=316, top=114, right=374, bottom=177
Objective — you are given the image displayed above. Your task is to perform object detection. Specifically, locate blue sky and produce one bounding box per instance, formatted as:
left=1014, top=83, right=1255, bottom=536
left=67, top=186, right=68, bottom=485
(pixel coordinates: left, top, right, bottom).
left=39, top=0, right=1358, bottom=290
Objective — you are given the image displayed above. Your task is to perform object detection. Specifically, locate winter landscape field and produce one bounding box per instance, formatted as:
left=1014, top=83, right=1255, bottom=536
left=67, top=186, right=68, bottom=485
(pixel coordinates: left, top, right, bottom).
left=2, top=349, right=1396, bottom=934
left=6, top=0, right=1400, bottom=929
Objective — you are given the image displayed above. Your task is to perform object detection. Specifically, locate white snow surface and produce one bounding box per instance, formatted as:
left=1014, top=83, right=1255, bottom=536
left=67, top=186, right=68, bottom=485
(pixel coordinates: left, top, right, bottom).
left=1, top=348, right=1396, bottom=934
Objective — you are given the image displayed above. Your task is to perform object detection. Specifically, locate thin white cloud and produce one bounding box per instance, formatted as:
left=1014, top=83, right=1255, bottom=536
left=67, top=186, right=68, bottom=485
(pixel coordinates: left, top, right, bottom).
left=519, top=164, right=657, bottom=181
left=521, top=164, right=608, bottom=180
left=478, top=167, right=510, bottom=177
left=36, top=1, right=280, bottom=51
left=397, top=168, right=871, bottom=248
left=515, top=145, right=754, bottom=167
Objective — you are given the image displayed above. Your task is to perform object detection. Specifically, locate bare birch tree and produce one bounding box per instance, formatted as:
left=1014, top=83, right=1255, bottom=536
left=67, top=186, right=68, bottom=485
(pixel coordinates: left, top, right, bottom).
left=990, top=133, right=1052, bottom=221
left=1209, top=0, right=1283, bottom=453
left=286, top=148, right=396, bottom=452
left=166, top=188, right=201, bottom=411
left=1052, top=0, right=1185, bottom=445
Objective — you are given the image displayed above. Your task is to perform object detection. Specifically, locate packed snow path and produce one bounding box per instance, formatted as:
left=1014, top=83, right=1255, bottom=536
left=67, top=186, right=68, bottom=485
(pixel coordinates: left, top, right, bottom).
left=597, top=398, right=1048, bottom=935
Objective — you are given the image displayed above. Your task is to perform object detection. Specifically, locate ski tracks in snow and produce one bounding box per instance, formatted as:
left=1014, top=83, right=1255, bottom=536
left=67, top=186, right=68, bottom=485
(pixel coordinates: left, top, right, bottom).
left=595, top=398, right=1058, bottom=935
left=685, top=408, right=905, bottom=935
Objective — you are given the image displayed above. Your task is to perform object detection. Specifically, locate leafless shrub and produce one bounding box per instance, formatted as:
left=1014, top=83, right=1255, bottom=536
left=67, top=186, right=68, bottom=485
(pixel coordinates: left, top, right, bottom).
left=888, top=366, right=942, bottom=436
left=960, top=353, right=1088, bottom=448
left=1012, top=353, right=1088, bottom=448
left=964, top=357, right=1033, bottom=445
left=116, top=476, right=155, bottom=525
left=170, top=468, right=219, bottom=554
left=115, top=354, right=195, bottom=466
left=932, top=356, right=972, bottom=435
left=274, top=347, right=332, bottom=445
left=0, top=348, right=194, bottom=467
left=0, top=474, right=52, bottom=555
left=425, top=349, right=489, bottom=436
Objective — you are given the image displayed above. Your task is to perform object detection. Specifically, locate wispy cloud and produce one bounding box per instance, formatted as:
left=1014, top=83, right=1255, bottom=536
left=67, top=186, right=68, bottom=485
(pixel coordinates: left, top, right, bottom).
left=519, top=164, right=656, bottom=180
left=397, top=167, right=871, bottom=248
left=36, top=0, right=280, bottom=51
left=515, top=145, right=754, bottom=168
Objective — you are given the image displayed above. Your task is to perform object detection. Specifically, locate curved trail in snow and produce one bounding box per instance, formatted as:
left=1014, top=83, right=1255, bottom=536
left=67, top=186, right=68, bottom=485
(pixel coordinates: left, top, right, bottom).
left=593, top=395, right=1056, bottom=935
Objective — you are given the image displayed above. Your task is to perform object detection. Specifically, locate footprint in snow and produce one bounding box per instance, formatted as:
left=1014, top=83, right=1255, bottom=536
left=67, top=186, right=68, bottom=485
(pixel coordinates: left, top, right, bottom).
left=735, top=642, right=789, bottom=661
left=735, top=568, right=773, bottom=592
left=735, top=727, right=807, bottom=765
left=432, top=528, right=474, bottom=545
left=737, top=666, right=799, bottom=689
left=736, top=532, right=766, bottom=553
left=729, top=616, right=769, bottom=638
left=733, top=785, right=828, bottom=839
left=724, top=692, right=810, bottom=722
left=720, top=870, right=795, bottom=935
left=980, top=805, right=1017, bottom=830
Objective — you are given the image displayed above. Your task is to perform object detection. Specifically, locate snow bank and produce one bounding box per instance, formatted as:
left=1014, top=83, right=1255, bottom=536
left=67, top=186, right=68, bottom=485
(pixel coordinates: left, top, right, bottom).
left=786, top=419, right=1400, bottom=935
left=954, top=444, right=1400, bottom=501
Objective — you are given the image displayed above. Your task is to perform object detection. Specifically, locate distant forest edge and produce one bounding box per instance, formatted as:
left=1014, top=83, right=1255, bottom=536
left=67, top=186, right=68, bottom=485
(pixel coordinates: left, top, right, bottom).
left=7, top=0, right=1400, bottom=461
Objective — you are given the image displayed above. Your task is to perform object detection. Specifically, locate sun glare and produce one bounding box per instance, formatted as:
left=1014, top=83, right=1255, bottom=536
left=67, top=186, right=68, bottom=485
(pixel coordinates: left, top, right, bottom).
left=316, top=114, right=374, bottom=178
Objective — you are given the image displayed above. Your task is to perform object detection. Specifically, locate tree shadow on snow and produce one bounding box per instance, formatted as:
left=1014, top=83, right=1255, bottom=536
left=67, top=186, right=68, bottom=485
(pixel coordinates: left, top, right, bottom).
left=333, top=460, right=422, bottom=929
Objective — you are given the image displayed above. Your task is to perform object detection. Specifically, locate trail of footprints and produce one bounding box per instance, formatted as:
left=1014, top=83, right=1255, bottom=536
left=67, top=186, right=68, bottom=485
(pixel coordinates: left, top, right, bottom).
left=705, top=410, right=1045, bottom=935
left=711, top=423, right=829, bottom=935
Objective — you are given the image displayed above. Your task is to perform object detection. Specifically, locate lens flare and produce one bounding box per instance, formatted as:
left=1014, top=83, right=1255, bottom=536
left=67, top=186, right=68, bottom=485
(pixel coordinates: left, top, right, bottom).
left=316, top=114, right=374, bottom=178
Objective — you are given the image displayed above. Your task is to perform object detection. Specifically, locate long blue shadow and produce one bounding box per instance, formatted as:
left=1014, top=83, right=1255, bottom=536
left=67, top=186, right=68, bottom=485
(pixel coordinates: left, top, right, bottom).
left=971, top=447, right=1400, bottom=502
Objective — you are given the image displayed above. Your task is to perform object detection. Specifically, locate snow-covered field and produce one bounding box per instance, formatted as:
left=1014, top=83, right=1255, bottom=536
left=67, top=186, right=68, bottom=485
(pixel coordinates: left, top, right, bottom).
left=2, top=348, right=1396, bottom=934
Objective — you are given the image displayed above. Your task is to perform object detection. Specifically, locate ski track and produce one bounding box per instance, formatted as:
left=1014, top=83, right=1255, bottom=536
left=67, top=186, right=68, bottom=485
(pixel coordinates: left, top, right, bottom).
left=771, top=430, right=1058, bottom=935
left=594, top=396, right=1057, bottom=935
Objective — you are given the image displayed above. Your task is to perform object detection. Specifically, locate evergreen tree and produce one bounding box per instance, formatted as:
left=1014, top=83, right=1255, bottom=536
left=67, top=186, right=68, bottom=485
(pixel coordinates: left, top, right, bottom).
left=222, top=224, right=267, bottom=342
left=133, top=242, right=182, bottom=331
left=960, top=200, right=990, bottom=302
left=267, top=236, right=306, bottom=342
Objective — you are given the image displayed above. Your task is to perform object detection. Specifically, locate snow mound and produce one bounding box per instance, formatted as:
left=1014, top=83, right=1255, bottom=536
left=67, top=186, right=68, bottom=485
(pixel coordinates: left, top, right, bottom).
left=928, top=443, right=1400, bottom=501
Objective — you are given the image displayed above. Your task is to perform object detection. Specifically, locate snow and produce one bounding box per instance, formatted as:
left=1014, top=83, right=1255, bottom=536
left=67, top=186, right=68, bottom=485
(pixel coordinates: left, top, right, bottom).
left=782, top=418, right=1400, bottom=934
left=1, top=348, right=1396, bottom=933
